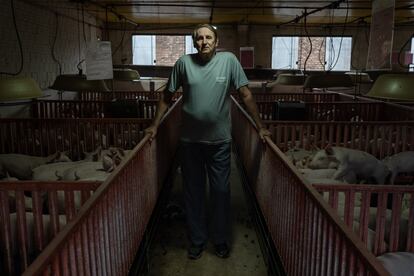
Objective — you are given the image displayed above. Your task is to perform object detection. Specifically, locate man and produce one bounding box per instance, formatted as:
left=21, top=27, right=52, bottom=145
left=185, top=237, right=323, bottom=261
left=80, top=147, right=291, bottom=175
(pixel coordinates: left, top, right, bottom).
left=145, top=24, right=270, bottom=260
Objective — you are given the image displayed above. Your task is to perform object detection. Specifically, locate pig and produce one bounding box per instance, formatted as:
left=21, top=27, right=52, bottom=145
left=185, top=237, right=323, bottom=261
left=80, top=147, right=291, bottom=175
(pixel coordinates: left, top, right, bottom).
left=61, top=155, right=116, bottom=181
left=32, top=147, right=103, bottom=181
left=56, top=191, right=83, bottom=214
left=8, top=212, right=67, bottom=257
left=307, top=178, right=346, bottom=184
left=382, top=151, right=414, bottom=184
left=82, top=146, right=102, bottom=162
left=377, top=252, right=414, bottom=276
left=308, top=146, right=390, bottom=184
left=285, top=148, right=316, bottom=169
left=33, top=160, right=86, bottom=181
left=0, top=152, right=72, bottom=180
left=299, top=168, right=337, bottom=180
left=0, top=175, right=34, bottom=211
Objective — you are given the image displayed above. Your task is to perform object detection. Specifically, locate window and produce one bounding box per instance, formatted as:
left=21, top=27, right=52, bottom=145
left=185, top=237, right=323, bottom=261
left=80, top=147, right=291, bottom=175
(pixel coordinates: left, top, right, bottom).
left=271, top=36, right=352, bottom=71
left=272, top=37, right=299, bottom=69
left=324, top=37, right=352, bottom=71
left=132, top=35, right=197, bottom=66
left=132, top=35, right=156, bottom=65
left=410, top=37, right=414, bottom=72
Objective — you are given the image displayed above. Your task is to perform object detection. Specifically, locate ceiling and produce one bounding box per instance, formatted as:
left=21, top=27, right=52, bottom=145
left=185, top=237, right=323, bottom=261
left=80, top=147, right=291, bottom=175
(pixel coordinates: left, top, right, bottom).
left=52, top=0, right=414, bottom=26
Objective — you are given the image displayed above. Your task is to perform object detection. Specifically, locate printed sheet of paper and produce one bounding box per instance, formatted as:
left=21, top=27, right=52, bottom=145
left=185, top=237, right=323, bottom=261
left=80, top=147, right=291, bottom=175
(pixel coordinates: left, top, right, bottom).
left=86, top=41, right=113, bottom=80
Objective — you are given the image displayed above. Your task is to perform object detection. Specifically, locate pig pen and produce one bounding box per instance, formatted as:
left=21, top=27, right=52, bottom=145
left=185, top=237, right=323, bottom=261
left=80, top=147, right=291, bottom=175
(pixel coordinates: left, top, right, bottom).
left=254, top=101, right=414, bottom=121
left=313, top=184, right=414, bottom=256
left=0, top=117, right=153, bottom=275
left=17, top=99, right=181, bottom=275
left=268, top=120, right=414, bottom=256
left=231, top=97, right=390, bottom=275
left=31, top=99, right=160, bottom=119
left=76, top=90, right=182, bottom=101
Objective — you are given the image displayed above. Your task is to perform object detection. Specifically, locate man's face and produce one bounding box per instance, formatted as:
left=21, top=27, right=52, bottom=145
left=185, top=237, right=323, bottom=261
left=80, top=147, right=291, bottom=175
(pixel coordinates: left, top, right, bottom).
left=194, top=27, right=218, bottom=59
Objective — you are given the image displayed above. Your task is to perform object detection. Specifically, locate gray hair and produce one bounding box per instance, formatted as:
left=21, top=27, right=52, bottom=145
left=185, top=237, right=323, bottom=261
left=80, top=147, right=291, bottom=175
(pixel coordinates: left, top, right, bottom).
left=192, top=24, right=218, bottom=44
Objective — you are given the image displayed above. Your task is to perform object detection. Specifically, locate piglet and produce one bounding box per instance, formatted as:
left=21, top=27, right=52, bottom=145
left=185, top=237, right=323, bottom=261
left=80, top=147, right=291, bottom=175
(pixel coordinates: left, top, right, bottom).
left=383, top=151, right=414, bottom=184
left=377, top=252, right=414, bottom=276
left=308, top=145, right=389, bottom=184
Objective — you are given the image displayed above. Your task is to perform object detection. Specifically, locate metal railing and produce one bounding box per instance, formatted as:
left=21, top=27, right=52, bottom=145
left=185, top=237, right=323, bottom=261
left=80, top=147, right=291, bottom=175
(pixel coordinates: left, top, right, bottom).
left=231, top=97, right=389, bottom=275
left=20, top=99, right=182, bottom=275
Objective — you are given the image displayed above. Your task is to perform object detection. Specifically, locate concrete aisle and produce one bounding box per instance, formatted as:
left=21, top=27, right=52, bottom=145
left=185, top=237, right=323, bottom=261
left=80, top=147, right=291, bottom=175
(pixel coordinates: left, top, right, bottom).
left=146, top=152, right=268, bottom=276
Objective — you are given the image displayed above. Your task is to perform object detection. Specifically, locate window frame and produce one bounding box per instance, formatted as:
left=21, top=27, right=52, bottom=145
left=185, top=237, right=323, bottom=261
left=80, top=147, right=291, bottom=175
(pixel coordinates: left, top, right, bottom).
left=131, top=33, right=197, bottom=66
left=271, top=35, right=353, bottom=71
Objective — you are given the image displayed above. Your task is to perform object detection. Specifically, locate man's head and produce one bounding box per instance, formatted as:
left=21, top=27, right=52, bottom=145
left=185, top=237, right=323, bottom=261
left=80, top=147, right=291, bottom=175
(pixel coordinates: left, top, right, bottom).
left=192, top=24, right=218, bottom=61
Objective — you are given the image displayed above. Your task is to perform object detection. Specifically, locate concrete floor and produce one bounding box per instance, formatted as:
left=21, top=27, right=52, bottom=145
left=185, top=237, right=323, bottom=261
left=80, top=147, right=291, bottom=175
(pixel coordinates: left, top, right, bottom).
left=146, top=153, right=268, bottom=276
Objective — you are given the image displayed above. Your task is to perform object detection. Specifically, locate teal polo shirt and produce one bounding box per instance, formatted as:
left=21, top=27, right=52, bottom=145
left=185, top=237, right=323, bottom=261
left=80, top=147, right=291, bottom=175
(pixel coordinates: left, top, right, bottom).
left=167, top=52, right=249, bottom=144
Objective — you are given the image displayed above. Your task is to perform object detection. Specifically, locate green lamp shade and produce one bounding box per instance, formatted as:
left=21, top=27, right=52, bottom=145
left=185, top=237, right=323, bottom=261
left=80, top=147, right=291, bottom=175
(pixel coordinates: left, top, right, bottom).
left=50, top=74, right=109, bottom=92
left=0, top=77, right=43, bottom=101
left=304, top=74, right=353, bottom=88
left=366, top=74, right=414, bottom=101
left=274, top=74, right=305, bottom=85
left=113, top=69, right=140, bottom=81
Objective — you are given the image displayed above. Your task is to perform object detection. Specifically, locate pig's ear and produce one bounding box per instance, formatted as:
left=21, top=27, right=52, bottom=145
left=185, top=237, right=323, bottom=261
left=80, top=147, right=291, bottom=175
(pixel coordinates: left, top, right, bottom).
left=324, top=144, right=334, bottom=155
left=102, top=155, right=114, bottom=171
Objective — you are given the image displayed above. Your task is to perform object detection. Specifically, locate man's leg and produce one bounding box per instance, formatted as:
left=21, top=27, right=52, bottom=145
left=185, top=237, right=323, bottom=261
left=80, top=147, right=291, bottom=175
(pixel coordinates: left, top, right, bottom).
left=205, top=142, right=231, bottom=251
left=181, top=142, right=208, bottom=249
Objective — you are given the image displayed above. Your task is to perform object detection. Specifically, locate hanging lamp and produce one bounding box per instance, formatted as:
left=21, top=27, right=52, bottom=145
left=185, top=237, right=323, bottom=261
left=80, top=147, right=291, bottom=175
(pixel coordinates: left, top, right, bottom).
left=345, top=71, right=372, bottom=83
left=0, top=77, right=42, bottom=101
left=366, top=74, right=414, bottom=101
left=50, top=74, right=109, bottom=92
left=303, top=74, right=353, bottom=89
left=274, top=73, right=306, bottom=86
left=113, top=69, right=140, bottom=81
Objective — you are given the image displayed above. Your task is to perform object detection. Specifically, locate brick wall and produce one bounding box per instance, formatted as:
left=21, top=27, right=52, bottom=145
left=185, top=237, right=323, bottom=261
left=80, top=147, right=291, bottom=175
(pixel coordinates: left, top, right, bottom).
left=155, top=36, right=185, bottom=66
left=112, top=25, right=376, bottom=70
left=298, top=37, right=326, bottom=70
left=0, top=0, right=101, bottom=89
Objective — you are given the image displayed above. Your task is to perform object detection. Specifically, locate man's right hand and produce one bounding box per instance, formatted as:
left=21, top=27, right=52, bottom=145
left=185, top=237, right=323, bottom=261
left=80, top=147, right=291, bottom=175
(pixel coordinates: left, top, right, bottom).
left=144, top=125, right=158, bottom=142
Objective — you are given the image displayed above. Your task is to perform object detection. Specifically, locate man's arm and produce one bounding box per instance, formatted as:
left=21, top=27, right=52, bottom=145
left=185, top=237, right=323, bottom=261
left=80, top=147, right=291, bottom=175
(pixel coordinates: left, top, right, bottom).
left=238, top=85, right=271, bottom=142
left=145, top=88, right=173, bottom=142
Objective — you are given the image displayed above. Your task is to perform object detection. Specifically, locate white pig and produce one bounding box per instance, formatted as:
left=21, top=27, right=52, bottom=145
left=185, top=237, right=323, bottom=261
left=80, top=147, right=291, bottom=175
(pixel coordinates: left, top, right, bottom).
left=299, top=168, right=337, bottom=180
left=383, top=151, right=414, bottom=184
left=308, top=146, right=390, bottom=184
left=377, top=252, right=414, bottom=276
left=61, top=155, right=116, bottom=181
left=8, top=212, right=67, bottom=257
left=0, top=152, right=72, bottom=180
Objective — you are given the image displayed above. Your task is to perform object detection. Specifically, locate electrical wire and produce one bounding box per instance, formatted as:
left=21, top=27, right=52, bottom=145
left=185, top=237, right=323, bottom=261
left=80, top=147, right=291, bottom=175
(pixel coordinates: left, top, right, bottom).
left=303, top=9, right=312, bottom=75
left=329, top=0, right=349, bottom=70
left=318, top=31, right=326, bottom=69
left=397, top=33, right=414, bottom=69
left=112, top=18, right=127, bottom=57
left=0, top=0, right=24, bottom=76
left=51, top=13, right=62, bottom=75
left=82, top=3, right=87, bottom=44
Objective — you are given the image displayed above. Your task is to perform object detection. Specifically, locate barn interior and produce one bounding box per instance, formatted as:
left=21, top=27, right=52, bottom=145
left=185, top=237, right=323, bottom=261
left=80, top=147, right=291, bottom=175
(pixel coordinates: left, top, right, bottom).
left=1, top=1, right=414, bottom=275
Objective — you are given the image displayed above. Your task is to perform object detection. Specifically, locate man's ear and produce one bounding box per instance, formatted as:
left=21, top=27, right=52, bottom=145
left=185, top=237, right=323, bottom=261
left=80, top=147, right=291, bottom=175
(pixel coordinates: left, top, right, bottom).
left=215, top=38, right=219, bottom=47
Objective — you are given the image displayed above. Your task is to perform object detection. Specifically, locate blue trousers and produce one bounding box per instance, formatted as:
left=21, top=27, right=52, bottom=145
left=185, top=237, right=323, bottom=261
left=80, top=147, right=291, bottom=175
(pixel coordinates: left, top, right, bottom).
left=180, top=141, right=231, bottom=246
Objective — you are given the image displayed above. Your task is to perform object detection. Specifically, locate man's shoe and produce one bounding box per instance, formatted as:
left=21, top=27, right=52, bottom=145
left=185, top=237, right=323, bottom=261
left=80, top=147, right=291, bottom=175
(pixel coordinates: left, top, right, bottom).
left=188, top=244, right=204, bottom=260
left=214, top=243, right=229, bottom=258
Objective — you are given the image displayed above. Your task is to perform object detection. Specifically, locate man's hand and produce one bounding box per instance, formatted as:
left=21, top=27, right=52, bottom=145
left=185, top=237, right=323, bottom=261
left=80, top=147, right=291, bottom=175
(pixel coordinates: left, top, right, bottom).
left=258, top=127, right=271, bottom=143
left=144, top=125, right=158, bottom=142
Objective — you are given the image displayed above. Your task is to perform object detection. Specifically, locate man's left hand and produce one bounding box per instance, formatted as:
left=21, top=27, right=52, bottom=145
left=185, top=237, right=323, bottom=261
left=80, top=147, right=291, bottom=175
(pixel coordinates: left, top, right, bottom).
left=258, top=127, right=272, bottom=143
